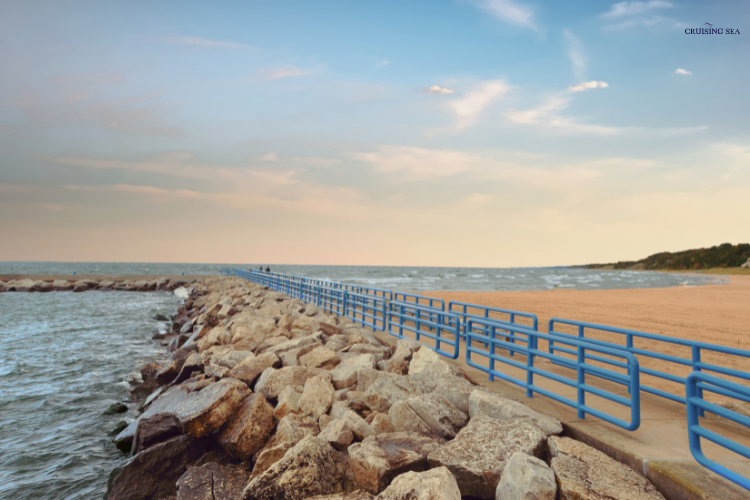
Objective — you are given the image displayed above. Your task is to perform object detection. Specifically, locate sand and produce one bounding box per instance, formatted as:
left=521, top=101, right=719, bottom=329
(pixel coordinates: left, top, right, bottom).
left=423, top=275, right=750, bottom=402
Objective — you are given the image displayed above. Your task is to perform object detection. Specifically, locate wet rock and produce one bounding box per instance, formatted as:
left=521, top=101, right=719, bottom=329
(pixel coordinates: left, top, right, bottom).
left=343, top=411, right=376, bottom=441
left=218, top=393, right=275, bottom=460
left=106, top=435, right=217, bottom=500
left=548, top=436, right=665, bottom=500
left=407, top=347, right=465, bottom=379
left=469, top=390, right=562, bottom=437
left=157, top=344, right=200, bottom=385
left=254, top=366, right=330, bottom=399
left=375, top=466, right=461, bottom=500
left=104, top=402, right=128, bottom=415
left=174, top=353, right=204, bottom=384
left=274, top=386, right=302, bottom=420
left=134, top=412, right=183, bottom=454
left=319, top=418, right=354, bottom=450
left=300, top=374, right=336, bottom=419
left=241, top=436, right=350, bottom=500
left=347, top=431, right=441, bottom=494
left=495, top=452, right=556, bottom=500
left=176, top=462, right=251, bottom=500
left=301, top=345, right=341, bottom=370
left=331, top=354, right=377, bottom=390
left=427, top=416, right=546, bottom=498
left=109, top=421, right=129, bottom=436
left=228, top=352, right=280, bottom=387
left=154, top=313, right=170, bottom=322
left=389, top=393, right=467, bottom=440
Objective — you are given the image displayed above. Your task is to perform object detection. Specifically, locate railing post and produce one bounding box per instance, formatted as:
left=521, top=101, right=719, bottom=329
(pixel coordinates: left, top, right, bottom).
left=526, top=334, right=535, bottom=398
left=692, top=345, right=705, bottom=417
left=577, top=343, right=586, bottom=420
left=489, top=323, right=496, bottom=382
left=509, top=313, right=516, bottom=356
left=399, top=303, right=405, bottom=338
left=627, top=333, right=633, bottom=394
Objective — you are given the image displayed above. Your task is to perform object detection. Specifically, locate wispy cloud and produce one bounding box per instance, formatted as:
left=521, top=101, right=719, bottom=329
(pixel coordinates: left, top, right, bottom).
left=569, top=81, right=609, bottom=92
left=259, top=65, right=322, bottom=81
left=602, top=1, right=674, bottom=18
left=478, top=0, right=536, bottom=30
left=563, top=30, right=587, bottom=81
left=675, top=68, right=692, bottom=75
left=159, top=35, right=256, bottom=50
left=449, top=80, right=511, bottom=129
left=424, top=85, right=455, bottom=95
left=373, top=58, right=390, bottom=70
left=505, top=95, right=620, bottom=135
left=603, top=15, right=671, bottom=30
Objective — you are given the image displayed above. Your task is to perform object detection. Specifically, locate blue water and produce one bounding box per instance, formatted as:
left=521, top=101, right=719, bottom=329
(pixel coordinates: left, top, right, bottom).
left=0, top=291, right=180, bottom=499
left=0, top=262, right=724, bottom=291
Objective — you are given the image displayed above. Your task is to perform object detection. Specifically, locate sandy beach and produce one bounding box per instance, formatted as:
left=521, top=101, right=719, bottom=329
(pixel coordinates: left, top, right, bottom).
left=423, top=275, right=750, bottom=402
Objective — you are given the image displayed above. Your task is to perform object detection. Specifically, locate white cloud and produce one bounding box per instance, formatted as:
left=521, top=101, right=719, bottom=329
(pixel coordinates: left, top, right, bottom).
left=449, top=80, right=511, bottom=129
left=354, top=146, right=473, bottom=179
left=479, top=0, right=536, bottom=29
left=603, top=15, right=670, bottom=30
left=424, top=85, right=455, bottom=95
left=563, top=30, right=587, bottom=81
left=602, top=1, right=674, bottom=18
left=259, top=65, right=322, bottom=81
left=569, top=81, right=609, bottom=92
left=505, top=95, right=620, bottom=135
left=160, top=35, right=256, bottom=49
left=675, top=68, right=692, bottom=75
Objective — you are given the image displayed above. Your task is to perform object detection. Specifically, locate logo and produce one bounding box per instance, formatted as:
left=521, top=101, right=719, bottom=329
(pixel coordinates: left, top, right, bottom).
left=685, top=23, right=740, bottom=34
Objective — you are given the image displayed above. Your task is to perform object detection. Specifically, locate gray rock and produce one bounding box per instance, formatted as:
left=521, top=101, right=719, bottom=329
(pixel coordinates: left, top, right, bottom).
left=407, top=347, right=465, bottom=379
left=364, top=375, right=432, bottom=413
left=175, top=378, right=251, bottom=438
left=176, top=462, right=251, bottom=500
left=218, top=393, right=275, bottom=460
left=432, top=376, right=476, bottom=413
left=347, top=343, right=391, bottom=362
left=389, top=393, right=467, bottom=440
left=347, top=431, right=441, bottom=494
left=427, top=416, right=546, bottom=498
left=375, top=466, right=461, bottom=500
left=343, top=411, right=376, bottom=441
left=469, top=390, right=563, bottom=437
left=495, top=452, right=556, bottom=500
left=548, top=436, right=666, bottom=500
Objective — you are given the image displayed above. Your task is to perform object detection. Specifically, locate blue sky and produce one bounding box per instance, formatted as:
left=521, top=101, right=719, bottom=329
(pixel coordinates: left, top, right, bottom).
left=1, top=0, right=748, bottom=266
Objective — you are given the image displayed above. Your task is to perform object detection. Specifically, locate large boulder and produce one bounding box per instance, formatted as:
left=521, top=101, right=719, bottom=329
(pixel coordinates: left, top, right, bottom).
left=469, top=390, right=562, bottom=437
left=308, top=492, right=372, bottom=500
left=228, top=352, right=280, bottom=387
left=106, top=435, right=217, bottom=500
left=218, top=393, right=275, bottom=460
left=273, top=386, right=302, bottom=420
left=342, top=411, right=376, bottom=441
left=176, top=462, right=251, bottom=500
left=432, top=376, right=477, bottom=413
left=548, top=436, right=665, bottom=500
left=495, top=452, right=556, bottom=500
left=197, top=326, right=231, bottom=353
left=255, top=366, right=330, bottom=399
left=364, top=375, right=432, bottom=413
left=319, top=418, right=354, bottom=450
left=347, top=432, right=441, bottom=494
left=300, top=374, right=335, bottom=419
left=156, top=344, right=200, bottom=385
left=331, top=354, right=378, bottom=390
left=407, top=347, right=465, bottom=379
left=375, top=466, right=461, bottom=500
left=280, top=342, right=325, bottom=367
left=428, top=416, right=546, bottom=499
left=133, top=412, right=182, bottom=454
left=301, top=345, right=341, bottom=370
left=175, top=378, right=251, bottom=438
left=251, top=413, right=320, bottom=479
left=241, top=436, right=352, bottom=500
left=388, top=393, right=467, bottom=440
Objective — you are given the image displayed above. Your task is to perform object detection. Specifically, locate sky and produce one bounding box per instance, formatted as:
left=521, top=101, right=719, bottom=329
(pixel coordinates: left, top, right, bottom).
left=1, top=0, right=748, bottom=267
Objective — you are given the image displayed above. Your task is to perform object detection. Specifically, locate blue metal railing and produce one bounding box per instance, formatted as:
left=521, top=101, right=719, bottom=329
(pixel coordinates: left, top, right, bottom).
left=686, top=372, right=750, bottom=491
left=227, top=267, right=750, bottom=488
left=548, top=318, right=750, bottom=409
left=465, top=317, right=641, bottom=431
left=387, top=301, right=460, bottom=359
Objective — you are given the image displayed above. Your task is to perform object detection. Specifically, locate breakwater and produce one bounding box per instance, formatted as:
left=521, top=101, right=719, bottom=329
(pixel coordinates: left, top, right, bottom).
left=100, top=276, right=668, bottom=500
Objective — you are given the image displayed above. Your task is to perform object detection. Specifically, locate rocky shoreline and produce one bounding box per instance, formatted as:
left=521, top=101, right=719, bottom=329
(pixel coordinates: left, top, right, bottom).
left=0, top=276, right=196, bottom=293
left=99, top=276, right=667, bottom=500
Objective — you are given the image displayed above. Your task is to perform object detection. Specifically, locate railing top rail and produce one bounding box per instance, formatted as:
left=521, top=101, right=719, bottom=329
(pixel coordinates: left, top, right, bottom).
left=550, top=317, right=750, bottom=358
left=389, top=300, right=456, bottom=317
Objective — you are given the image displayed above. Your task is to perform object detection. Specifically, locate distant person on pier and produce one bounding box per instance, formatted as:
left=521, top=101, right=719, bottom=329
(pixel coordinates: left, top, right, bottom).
left=265, top=267, right=270, bottom=272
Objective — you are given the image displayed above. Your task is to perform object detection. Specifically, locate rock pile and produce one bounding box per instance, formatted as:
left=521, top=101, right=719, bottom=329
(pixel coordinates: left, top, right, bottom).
left=107, top=276, right=666, bottom=500
left=0, top=277, right=194, bottom=293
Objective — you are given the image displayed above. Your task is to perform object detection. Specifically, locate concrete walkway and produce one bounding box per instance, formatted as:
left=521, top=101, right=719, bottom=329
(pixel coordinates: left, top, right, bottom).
left=371, top=328, right=750, bottom=500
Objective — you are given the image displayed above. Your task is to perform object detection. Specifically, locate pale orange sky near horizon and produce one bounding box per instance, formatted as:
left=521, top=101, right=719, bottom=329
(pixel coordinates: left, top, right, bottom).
left=2, top=2, right=749, bottom=267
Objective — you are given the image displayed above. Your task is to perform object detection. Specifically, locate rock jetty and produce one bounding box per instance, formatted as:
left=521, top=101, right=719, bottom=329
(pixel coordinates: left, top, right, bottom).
left=0, top=276, right=194, bottom=293
left=104, top=276, right=666, bottom=500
